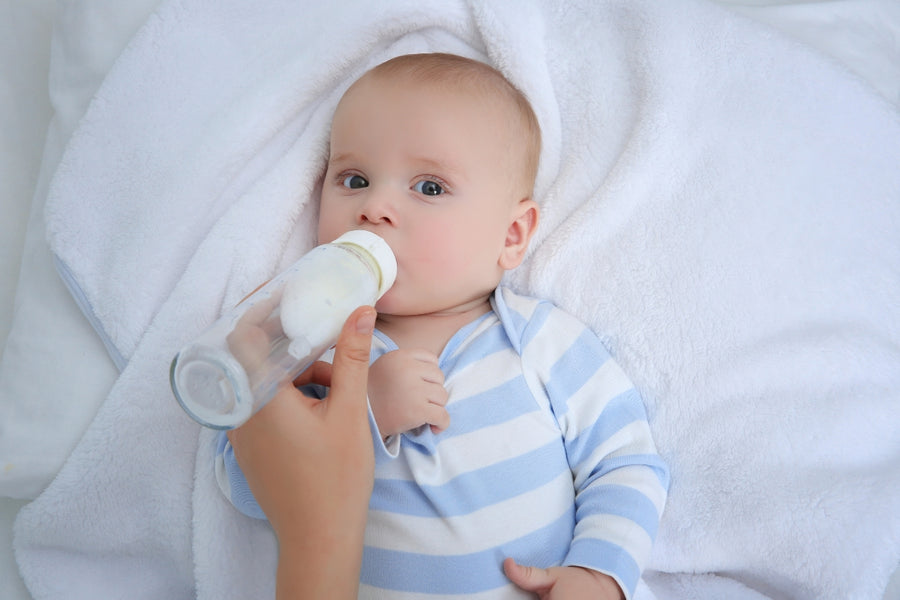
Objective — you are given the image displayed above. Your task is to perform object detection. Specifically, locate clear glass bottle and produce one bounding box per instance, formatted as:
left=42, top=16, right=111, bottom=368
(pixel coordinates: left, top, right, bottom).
left=170, top=230, right=396, bottom=429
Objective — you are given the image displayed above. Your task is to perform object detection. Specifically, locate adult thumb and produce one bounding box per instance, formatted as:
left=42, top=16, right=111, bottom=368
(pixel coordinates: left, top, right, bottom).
left=503, top=558, right=554, bottom=593
left=327, top=305, right=376, bottom=417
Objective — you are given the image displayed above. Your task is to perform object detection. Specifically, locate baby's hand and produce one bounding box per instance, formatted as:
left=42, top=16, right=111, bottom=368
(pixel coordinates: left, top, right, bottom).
left=503, top=559, right=624, bottom=600
left=368, top=349, right=449, bottom=438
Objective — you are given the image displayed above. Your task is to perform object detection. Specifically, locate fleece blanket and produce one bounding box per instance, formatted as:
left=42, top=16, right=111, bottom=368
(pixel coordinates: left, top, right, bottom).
left=15, top=0, right=900, bottom=598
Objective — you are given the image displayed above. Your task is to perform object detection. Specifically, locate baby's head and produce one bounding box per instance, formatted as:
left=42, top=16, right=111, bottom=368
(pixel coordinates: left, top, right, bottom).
left=318, top=53, right=541, bottom=318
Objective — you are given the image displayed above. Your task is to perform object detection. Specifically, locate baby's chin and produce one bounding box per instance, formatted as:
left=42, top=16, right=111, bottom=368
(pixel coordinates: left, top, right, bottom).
left=372, top=293, right=431, bottom=319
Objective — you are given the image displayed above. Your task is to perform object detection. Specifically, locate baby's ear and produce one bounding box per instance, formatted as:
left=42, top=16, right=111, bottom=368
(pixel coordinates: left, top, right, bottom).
left=499, top=199, right=539, bottom=270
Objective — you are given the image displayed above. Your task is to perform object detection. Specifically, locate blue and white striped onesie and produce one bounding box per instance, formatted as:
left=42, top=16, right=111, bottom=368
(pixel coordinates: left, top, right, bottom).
left=217, top=286, right=669, bottom=599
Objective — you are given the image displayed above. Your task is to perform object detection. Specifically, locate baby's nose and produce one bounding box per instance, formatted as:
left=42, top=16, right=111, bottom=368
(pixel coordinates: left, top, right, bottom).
left=357, top=189, right=396, bottom=226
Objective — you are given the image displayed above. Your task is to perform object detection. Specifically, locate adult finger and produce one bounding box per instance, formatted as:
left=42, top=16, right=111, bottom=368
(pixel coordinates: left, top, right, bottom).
left=327, top=305, right=376, bottom=419
left=292, top=360, right=334, bottom=388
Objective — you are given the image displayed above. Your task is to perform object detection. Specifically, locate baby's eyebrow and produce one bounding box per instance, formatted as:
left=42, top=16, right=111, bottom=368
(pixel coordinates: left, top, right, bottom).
left=412, top=156, right=448, bottom=171
left=410, top=156, right=464, bottom=181
left=328, top=152, right=357, bottom=167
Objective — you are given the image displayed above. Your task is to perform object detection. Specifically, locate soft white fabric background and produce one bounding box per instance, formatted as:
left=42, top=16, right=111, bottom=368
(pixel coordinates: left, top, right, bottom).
left=1, top=1, right=898, bottom=599
left=1, top=2, right=162, bottom=598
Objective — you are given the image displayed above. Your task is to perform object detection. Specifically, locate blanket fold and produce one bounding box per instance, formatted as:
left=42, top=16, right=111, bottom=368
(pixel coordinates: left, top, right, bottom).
left=15, top=0, right=900, bottom=598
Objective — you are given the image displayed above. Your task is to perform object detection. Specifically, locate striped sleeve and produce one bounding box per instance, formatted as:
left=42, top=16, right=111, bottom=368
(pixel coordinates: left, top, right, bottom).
left=520, top=301, right=669, bottom=599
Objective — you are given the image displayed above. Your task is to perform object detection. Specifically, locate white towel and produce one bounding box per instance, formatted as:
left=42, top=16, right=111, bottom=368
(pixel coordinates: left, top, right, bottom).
left=16, top=0, right=900, bottom=598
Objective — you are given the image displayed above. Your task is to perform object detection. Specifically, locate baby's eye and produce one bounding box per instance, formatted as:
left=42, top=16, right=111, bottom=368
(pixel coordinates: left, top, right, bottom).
left=342, top=174, right=369, bottom=189
left=414, top=180, right=444, bottom=196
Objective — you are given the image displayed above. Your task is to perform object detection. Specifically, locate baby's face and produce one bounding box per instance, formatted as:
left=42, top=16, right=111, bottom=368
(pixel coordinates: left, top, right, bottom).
left=318, top=73, right=524, bottom=318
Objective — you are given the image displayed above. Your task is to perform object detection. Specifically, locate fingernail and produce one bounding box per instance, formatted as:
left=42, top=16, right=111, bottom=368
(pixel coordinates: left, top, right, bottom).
left=356, top=308, right=376, bottom=334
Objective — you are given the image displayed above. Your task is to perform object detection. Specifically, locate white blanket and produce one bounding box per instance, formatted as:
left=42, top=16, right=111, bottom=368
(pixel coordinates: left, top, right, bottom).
left=14, top=0, right=900, bottom=598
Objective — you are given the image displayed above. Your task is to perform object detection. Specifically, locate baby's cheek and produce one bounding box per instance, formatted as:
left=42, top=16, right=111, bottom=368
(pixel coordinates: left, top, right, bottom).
left=410, top=229, right=465, bottom=272
left=315, top=219, right=343, bottom=245
left=315, top=198, right=350, bottom=243
left=374, top=289, right=398, bottom=312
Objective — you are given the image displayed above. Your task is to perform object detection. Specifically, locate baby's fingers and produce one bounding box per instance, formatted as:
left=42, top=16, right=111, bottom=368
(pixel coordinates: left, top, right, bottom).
left=409, top=348, right=441, bottom=364
left=503, top=558, right=555, bottom=594
left=426, top=403, right=451, bottom=434
left=426, top=381, right=450, bottom=407
left=415, top=354, right=446, bottom=386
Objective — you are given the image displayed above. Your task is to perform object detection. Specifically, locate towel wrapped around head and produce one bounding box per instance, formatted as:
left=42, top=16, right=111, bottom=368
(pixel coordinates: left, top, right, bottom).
left=14, top=0, right=900, bottom=599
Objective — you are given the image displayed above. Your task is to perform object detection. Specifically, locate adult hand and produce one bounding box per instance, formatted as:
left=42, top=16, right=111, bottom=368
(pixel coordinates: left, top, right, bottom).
left=228, top=305, right=377, bottom=600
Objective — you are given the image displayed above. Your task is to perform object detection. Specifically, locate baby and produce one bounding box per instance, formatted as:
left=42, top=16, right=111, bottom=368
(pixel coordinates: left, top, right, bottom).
left=218, top=53, right=669, bottom=599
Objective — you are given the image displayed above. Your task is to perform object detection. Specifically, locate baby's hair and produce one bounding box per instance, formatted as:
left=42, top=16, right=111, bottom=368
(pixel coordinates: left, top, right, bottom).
left=367, top=53, right=542, bottom=195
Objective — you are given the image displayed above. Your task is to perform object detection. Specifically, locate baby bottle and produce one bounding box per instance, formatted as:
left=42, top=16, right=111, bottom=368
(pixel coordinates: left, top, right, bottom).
left=170, top=230, right=396, bottom=429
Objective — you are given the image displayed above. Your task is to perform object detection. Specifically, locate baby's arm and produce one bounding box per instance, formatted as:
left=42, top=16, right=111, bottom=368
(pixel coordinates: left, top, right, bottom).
left=508, top=307, right=669, bottom=600
left=367, top=349, right=449, bottom=439
left=558, top=380, right=668, bottom=599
